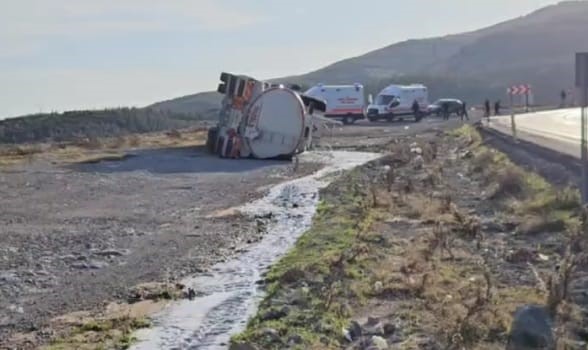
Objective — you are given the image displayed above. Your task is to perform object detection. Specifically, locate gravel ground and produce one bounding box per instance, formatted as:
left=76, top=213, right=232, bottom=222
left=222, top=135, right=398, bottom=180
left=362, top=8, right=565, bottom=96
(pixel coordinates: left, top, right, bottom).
left=0, top=116, right=477, bottom=347
left=0, top=146, right=320, bottom=344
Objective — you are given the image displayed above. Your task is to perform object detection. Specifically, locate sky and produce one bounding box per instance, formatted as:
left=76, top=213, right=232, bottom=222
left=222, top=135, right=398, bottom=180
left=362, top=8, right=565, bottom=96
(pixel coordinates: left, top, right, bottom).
left=0, top=0, right=560, bottom=118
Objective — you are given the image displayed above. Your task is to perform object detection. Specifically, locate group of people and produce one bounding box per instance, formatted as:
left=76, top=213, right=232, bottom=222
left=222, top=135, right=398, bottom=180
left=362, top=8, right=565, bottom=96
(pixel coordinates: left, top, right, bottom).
left=484, top=99, right=501, bottom=118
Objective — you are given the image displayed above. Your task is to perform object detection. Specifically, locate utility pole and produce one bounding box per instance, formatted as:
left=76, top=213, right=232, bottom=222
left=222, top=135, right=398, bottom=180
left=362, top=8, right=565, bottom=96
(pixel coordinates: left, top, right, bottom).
left=576, top=53, right=588, bottom=203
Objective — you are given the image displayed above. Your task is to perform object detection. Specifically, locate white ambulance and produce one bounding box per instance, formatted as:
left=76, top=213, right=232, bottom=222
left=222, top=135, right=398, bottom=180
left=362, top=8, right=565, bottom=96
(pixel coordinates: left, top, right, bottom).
left=366, top=84, right=428, bottom=122
left=304, top=83, right=366, bottom=124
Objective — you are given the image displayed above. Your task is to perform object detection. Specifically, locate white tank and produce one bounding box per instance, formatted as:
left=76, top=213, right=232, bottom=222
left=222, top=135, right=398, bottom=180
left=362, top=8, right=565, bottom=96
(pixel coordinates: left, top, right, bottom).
left=243, top=87, right=306, bottom=159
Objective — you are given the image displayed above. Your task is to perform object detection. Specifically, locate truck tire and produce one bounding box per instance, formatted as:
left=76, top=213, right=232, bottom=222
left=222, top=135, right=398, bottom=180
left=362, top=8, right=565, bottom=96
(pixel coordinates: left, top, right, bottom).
left=343, top=116, right=351, bottom=125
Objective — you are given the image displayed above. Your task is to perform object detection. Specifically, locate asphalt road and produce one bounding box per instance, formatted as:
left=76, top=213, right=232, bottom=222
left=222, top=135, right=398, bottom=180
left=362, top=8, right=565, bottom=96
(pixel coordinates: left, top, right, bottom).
left=489, top=107, right=585, bottom=158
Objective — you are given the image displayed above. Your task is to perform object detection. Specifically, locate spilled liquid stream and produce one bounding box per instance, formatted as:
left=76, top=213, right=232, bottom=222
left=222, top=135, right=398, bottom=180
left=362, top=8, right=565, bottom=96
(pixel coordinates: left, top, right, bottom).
left=131, top=151, right=379, bottom=350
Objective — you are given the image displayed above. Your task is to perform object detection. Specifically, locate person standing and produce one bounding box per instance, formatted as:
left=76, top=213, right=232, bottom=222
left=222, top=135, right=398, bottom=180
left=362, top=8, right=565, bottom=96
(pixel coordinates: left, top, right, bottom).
left=484, top=99, right=491, bottom=119
left=461, top=101, right=469, bottom=121
left=412, top=100, right=421, bottom=121
left=442, top=102, right=450, bottom=121
left=560, top=89, right=567, bottom=108
left=494, top=100, right=501, bottom=116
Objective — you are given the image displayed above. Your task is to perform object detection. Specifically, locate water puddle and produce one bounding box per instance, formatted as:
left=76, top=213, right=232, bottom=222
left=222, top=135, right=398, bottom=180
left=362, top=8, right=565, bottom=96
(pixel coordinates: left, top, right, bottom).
left=131, top=151, right=380, bottom=350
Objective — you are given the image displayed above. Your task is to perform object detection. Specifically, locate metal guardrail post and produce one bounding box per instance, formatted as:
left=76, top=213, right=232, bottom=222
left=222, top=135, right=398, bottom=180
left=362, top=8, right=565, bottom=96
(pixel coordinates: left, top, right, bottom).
left=582, top=102, right=588, bottom=203
left=510, top=94, right=517, bottom=142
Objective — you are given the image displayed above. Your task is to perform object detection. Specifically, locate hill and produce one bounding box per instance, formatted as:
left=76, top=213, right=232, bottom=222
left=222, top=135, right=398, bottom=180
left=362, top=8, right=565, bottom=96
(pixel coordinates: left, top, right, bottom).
left=153, top=1, right=588, bottom=114
left=0, top=108, right=205, bottom=144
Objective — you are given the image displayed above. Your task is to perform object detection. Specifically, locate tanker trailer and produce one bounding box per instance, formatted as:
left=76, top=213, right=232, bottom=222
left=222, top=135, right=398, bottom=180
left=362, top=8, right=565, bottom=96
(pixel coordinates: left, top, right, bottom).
left=206, top=72, right=326, bottom=160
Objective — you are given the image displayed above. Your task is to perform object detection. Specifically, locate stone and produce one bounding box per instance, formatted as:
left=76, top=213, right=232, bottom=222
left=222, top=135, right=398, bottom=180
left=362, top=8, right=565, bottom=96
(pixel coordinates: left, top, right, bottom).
left=229, top=343, right=257, bottom=350
left=507, top=305, right=554, bottom=350
left=260, top=307, right=289, bottom=321
left=88, top=260, right=109, bottom=269
left=363, top=318, right=385, bottom=336
left=287, top=334, right=303, bottom=345
left=93, top=249, right=128, bottom=257
left=347, top=320, right=362, bottom=341
left=383, top=323, right=396, bottom=336
left=412, top=155, right=424, bottom=170
left=371, top=336, right=389, bottom=350
left=373, top=281, right=384, bottom=294
left=262, top=328, right=281, bottom=344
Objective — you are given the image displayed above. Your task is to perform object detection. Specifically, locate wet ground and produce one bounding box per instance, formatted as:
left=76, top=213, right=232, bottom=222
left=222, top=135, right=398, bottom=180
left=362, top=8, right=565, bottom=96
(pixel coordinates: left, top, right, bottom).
left=131, top=151, right=380, bottom=350
left=0, top=115, right=478, bottom=348
left=0, top=146, right=318, bottom=346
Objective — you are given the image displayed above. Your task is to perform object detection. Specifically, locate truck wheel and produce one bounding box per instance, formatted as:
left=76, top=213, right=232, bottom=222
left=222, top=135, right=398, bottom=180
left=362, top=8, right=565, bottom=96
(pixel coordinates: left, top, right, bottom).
left=343, top=116, right=351, bottom=125
left=368, top=117, right=378, bottom=122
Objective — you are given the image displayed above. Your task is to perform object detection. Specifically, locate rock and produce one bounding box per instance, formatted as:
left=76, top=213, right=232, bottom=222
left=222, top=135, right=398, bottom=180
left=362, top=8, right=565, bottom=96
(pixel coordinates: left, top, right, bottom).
left=363, top=317, right=385, bottom=336
left=186, top=288, right=196, bottom=300
left=347, top=320, right=362, bottom=341
left=287, top=334, right=303, bottom=345
left=373, top=281, right=384, bottom=294
left=371, top=336, right=389, bottom=349
left=93, top=249, right=128, bottom=257
left=342, top=328, right=352, bottom=342
left=480, top=219, right=504, bottom=233
left=229, top=343, right=257, bottom=350
left=383, top=323, right=396, bottom=336
left=71, top=262, right=89, bottom=269
left=260, top=307, right=289, bottom=321
left=507, top=248, right=537, bottom=264
left=412, top=155, right=424, bottom=170
left=507, top=305, right=554, bottom=350
left=460, top=150, right=473, bottom=159
left=88, top=260, right=109, bottom=269
left=286, top=288, right=308, bottom=306
left=262, top=328, right=281, bottom=344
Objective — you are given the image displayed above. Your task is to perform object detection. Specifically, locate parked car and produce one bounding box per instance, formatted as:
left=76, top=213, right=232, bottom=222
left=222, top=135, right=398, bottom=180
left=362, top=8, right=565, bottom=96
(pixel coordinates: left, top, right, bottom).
left=427, top=99, right=464, bottom=117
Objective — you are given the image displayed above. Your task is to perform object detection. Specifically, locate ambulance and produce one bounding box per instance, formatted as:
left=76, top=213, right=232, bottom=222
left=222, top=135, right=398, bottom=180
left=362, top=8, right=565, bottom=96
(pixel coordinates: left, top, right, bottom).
left=366, top=84, right=428, bottom=122
left=304, top=83, right=366, bottom=124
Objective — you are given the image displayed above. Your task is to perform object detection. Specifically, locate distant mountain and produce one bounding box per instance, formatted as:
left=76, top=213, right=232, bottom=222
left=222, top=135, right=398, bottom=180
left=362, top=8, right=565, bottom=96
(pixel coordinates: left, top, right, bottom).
left=152, top=0, right=588, bottom=114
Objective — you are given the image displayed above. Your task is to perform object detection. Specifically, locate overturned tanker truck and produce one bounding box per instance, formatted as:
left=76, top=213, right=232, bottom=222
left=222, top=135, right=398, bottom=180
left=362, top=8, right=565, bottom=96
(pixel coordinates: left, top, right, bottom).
left=206, top=72, right=337, bottom=160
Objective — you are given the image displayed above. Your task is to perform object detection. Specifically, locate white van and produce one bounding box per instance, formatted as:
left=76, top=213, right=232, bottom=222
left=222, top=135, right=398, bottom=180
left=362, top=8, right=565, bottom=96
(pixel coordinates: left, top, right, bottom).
left=366, top=84, right=428, bottom=122
left=304, top=84, right=365, bottom=124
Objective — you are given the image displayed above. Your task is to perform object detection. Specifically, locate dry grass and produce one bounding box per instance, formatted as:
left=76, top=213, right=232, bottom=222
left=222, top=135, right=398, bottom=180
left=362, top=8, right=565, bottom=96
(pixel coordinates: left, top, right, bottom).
left=0, top=128, right=207, bottom=167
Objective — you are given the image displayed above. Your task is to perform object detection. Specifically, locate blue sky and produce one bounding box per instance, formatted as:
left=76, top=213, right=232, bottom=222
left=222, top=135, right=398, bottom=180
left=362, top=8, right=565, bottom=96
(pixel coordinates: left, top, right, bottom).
left=0, top=0, right=559, bottom=118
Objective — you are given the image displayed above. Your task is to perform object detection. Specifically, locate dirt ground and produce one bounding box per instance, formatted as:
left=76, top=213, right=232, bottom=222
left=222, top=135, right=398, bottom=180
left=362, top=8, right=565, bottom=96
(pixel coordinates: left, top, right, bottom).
left=233, top=125, right=588, bottom=349
left=0, top=116, right=475, bottom=349
left=0, top=146, right=321, bottom=346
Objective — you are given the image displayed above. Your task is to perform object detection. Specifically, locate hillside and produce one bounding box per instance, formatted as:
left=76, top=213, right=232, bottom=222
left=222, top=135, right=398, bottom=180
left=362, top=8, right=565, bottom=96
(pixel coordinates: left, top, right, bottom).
left=153, top=0, right=588, bottom=114
left=148, top=91, right=221, bottom=118
left=0, top=108, right=205, bottom=144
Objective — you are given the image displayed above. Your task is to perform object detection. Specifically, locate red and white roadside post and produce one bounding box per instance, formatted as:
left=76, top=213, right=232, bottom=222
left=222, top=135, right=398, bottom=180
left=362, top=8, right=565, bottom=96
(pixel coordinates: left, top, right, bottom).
left=506, top=84, right=532, bottom=142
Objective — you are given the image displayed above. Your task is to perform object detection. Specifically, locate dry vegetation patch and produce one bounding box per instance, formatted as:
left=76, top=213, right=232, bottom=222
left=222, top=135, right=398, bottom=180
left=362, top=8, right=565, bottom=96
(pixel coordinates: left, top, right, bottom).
left=232, top=126, right=587, bottom=350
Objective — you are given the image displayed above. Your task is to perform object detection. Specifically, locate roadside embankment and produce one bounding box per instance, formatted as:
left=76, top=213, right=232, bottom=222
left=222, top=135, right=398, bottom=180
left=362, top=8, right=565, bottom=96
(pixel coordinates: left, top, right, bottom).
left=232, top=126, right=588, bottom=349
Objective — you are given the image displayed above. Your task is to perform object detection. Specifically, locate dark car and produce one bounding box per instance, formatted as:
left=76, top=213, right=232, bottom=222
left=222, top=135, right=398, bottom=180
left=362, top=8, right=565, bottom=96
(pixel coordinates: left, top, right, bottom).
left=427, top=99, right=464, bottom=117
